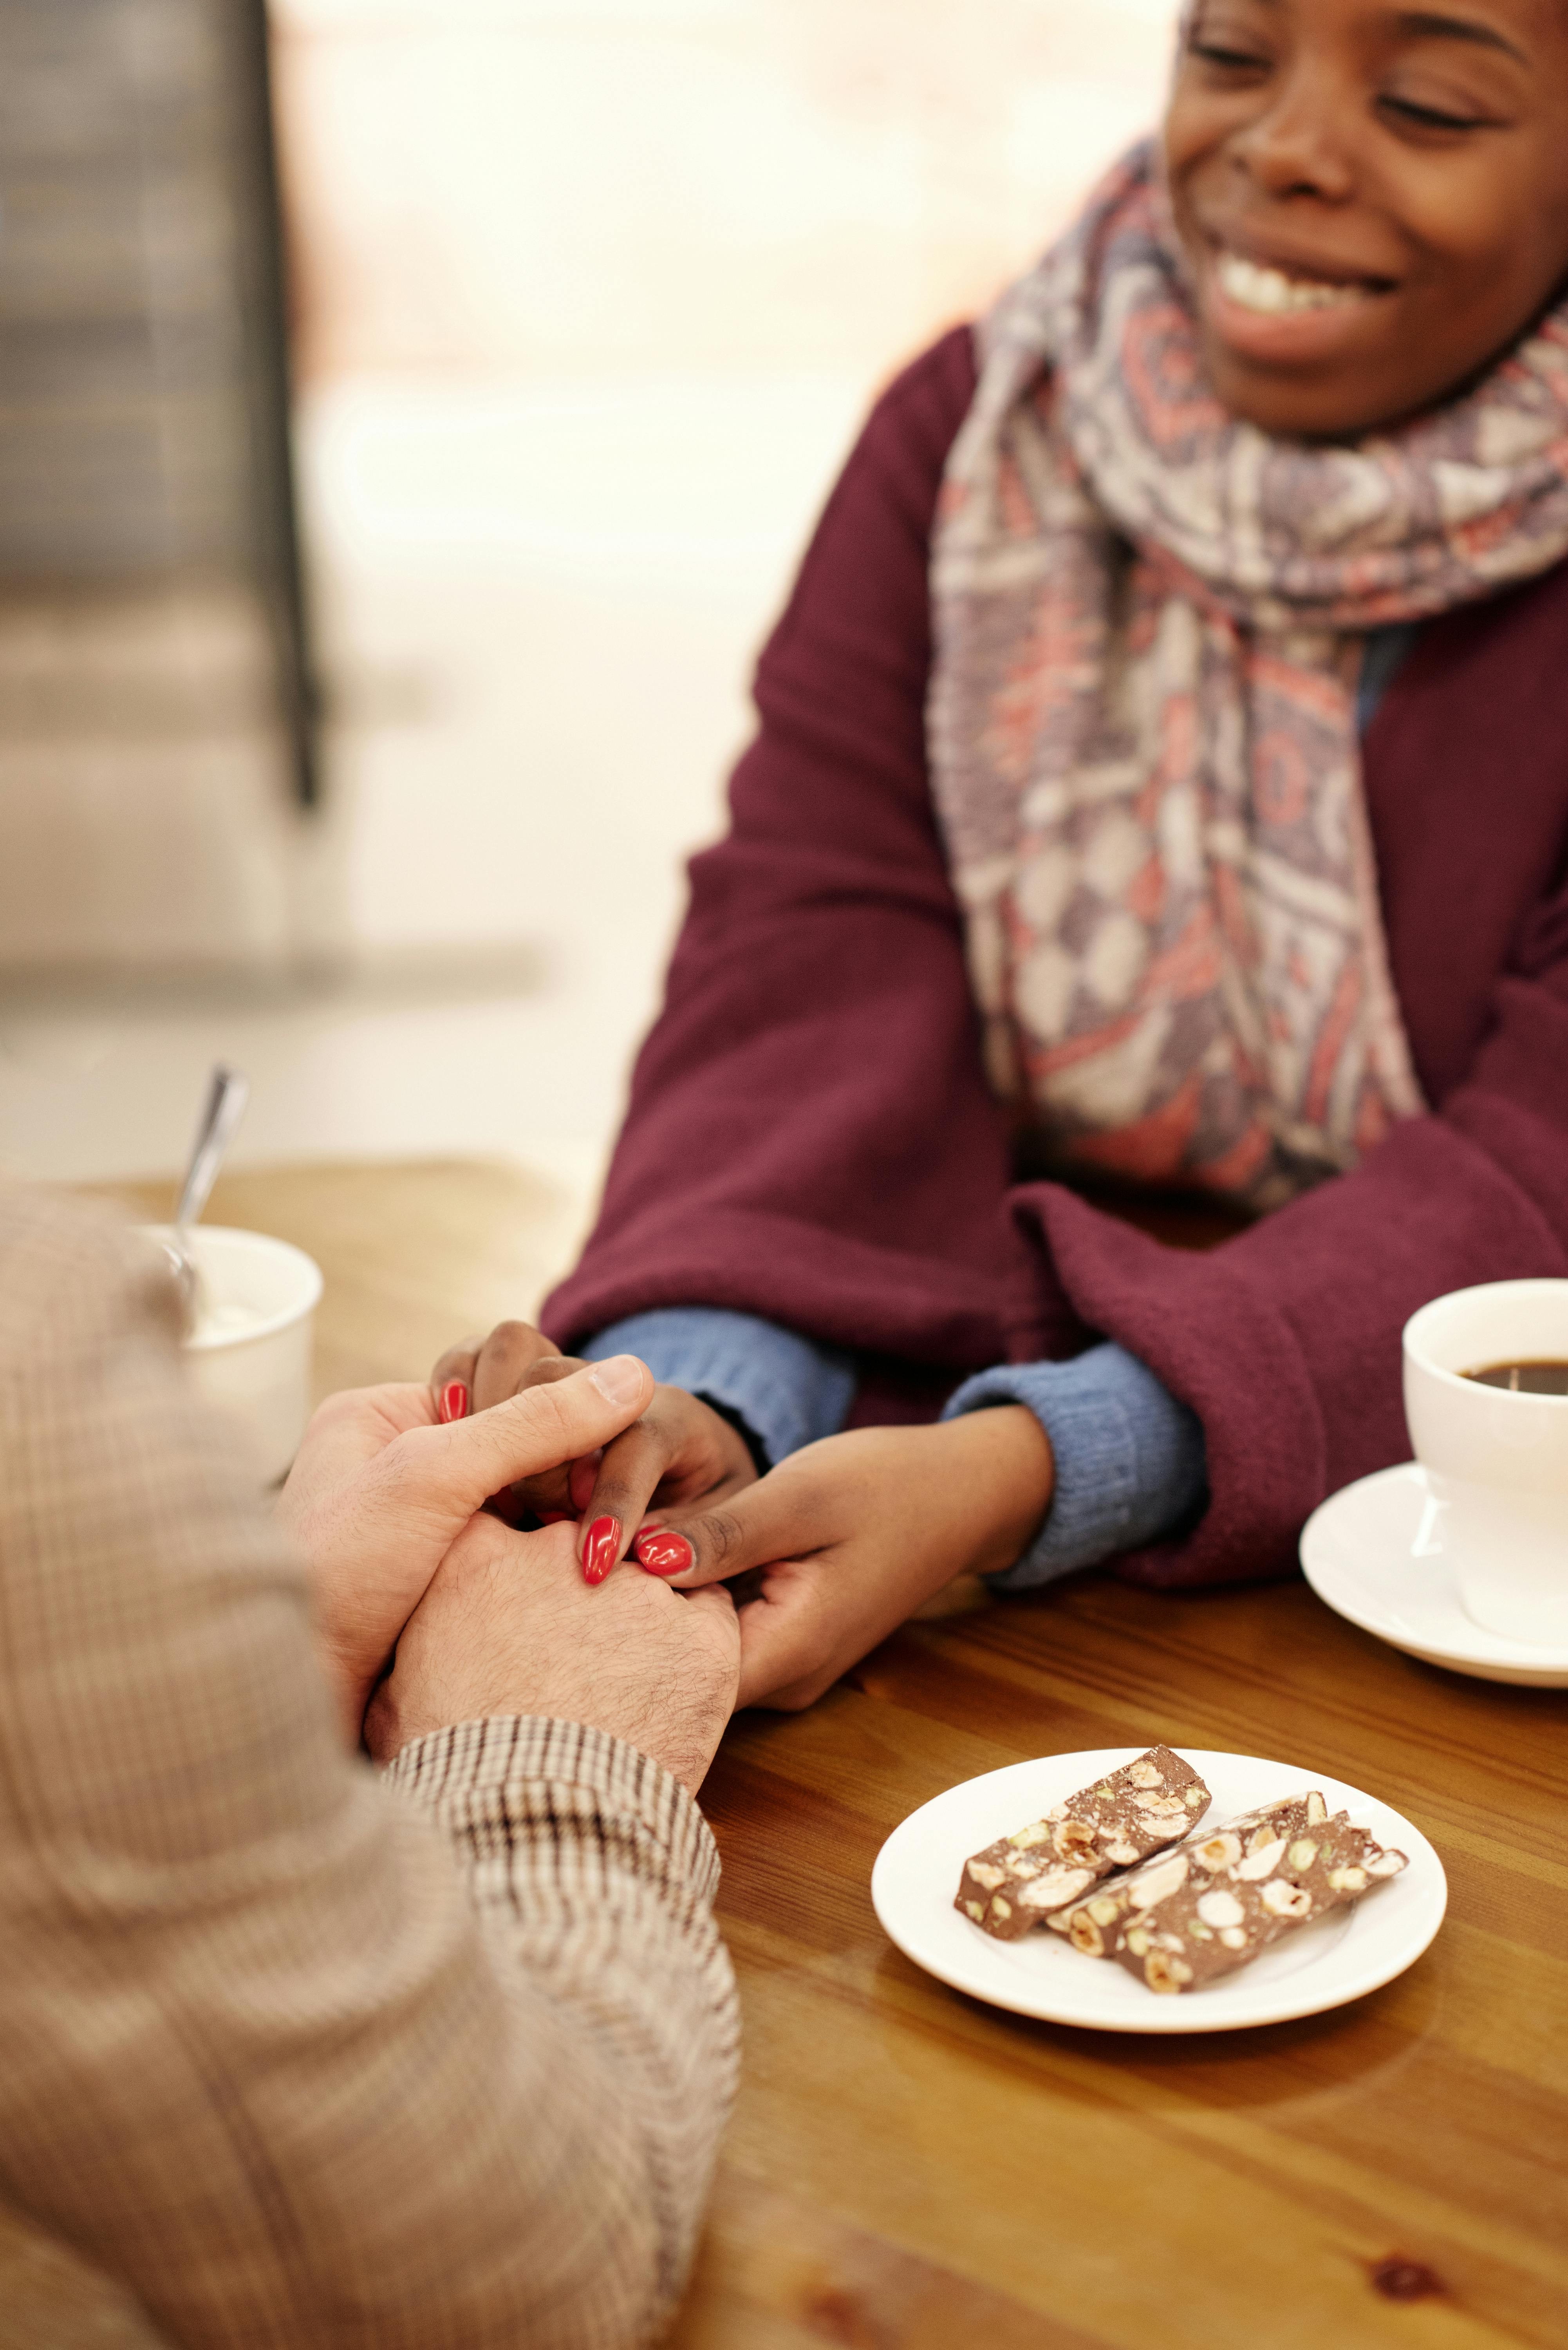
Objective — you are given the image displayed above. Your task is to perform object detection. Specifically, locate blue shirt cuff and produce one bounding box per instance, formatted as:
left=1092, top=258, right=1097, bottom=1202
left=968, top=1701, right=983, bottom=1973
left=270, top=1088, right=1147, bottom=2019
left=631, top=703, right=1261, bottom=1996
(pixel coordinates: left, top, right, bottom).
left=582, top=1307, right=855, bottom=1470
left=941, top=1343, right=1208, bottom=1589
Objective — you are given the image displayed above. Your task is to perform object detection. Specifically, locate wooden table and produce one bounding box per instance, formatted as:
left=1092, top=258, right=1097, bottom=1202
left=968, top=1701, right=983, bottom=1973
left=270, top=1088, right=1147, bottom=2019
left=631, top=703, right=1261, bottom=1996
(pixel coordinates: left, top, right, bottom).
left=13, top=1161, right=1568, bottom=2350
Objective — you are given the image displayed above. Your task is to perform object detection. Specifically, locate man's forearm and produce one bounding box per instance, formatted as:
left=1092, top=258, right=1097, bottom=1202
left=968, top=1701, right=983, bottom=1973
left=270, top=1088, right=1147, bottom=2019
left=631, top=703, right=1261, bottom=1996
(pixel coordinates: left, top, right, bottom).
left=388, top=1717, right=739, bottom=2328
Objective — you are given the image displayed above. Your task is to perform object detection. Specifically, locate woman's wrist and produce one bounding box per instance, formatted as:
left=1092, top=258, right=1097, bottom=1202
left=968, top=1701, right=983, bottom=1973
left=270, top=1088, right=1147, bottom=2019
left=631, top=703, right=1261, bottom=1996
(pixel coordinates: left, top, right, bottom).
left=935, top=1406, right=1055, bottom=1580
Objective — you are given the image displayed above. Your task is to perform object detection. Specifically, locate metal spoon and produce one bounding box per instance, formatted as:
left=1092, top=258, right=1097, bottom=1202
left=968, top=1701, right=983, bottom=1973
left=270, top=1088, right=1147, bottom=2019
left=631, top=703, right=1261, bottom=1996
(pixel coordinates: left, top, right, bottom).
left=162, top=1064, right=250, bottom=1327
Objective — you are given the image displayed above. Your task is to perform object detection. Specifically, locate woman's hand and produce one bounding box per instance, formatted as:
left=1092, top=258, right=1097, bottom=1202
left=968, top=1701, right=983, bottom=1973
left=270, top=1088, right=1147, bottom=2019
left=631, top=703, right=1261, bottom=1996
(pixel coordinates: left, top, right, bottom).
left=277, top=1353, right=655, bottom=1741
left=429, top=1319, right=761, bottom=1582
left=629, top=1408, right=1054, bottom=1711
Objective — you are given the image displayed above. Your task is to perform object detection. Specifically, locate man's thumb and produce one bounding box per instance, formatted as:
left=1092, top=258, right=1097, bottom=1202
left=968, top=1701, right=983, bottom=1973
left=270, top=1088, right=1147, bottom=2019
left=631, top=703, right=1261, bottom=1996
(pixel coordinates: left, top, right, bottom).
left=430, top=1356, right=652, bottom=1507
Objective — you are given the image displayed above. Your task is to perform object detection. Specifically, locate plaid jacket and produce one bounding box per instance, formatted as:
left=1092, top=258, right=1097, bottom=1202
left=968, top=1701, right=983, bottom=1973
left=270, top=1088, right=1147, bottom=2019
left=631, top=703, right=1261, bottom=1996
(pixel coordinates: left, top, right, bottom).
left=0, top=1188, right=738, bottom=2348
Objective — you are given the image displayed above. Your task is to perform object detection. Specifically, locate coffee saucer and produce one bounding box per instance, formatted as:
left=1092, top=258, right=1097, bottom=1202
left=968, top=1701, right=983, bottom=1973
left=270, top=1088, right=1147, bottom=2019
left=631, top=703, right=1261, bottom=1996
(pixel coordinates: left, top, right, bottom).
left=1300, top=1461, right=1568, bottom=1687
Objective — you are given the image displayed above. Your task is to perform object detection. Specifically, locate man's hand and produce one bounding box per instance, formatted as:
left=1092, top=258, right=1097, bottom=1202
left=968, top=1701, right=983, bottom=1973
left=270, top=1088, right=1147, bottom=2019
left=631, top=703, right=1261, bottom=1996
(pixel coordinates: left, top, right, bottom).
left=630, top=1410, right=1054, bottom=1712
left=430, top=1320, right=759, bottom=1580
left=277, top=1354, right=656, bottom=1741
left=363, top=1517, right=741, bottom=1794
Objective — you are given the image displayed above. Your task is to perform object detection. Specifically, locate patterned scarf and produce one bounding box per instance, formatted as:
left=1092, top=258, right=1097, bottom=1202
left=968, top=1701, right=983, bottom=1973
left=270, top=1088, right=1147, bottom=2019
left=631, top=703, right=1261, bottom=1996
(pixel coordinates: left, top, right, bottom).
left=929, top=143, right=1568, bottom=1206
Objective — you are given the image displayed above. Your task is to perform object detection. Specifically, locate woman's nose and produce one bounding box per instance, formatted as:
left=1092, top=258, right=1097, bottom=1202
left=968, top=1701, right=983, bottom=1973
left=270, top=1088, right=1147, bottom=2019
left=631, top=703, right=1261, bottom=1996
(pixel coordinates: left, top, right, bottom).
left=1234, top=68, right=1357, bottom=204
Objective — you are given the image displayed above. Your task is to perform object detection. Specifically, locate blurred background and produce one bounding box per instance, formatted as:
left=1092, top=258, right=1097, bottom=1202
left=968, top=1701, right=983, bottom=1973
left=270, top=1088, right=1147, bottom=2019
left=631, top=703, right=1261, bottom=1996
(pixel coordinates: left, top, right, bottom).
left=0, top=0, right=1180, bottom=1265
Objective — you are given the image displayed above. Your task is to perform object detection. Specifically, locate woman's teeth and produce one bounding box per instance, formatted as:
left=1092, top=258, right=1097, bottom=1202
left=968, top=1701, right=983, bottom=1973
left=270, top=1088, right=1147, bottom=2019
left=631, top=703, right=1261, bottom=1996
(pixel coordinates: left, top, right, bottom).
left=1216, top=251, right=1372, bottom=315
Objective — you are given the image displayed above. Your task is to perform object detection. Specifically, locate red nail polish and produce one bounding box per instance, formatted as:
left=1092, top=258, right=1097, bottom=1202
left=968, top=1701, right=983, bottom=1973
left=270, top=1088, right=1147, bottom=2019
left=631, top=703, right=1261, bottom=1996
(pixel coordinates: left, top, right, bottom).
left=635, top=1529, right=694, bottom=1579
left=441, top=1381, right=470, bottom=1424
left=582, top=1515, right=621, bottom=1585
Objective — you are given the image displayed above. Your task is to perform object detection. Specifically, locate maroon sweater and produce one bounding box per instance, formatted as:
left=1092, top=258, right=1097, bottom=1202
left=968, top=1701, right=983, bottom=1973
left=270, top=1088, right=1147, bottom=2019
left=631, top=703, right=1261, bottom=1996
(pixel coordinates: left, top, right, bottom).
left=544, top=328, right=1568, bottom=1589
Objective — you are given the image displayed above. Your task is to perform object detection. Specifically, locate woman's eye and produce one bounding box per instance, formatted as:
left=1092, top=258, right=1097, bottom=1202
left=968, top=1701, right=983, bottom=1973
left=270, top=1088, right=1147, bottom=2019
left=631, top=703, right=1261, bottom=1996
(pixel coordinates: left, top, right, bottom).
left=1379, top=94, right=1490, bottom=133
left=1190, top=41, right=1270, bottom=73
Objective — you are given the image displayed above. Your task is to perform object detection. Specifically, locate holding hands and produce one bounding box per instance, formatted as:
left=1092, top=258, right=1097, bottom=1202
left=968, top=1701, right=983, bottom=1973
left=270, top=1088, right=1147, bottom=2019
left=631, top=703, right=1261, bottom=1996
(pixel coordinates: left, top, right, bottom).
left=428, top=1316, right=1055, bottom=1717
left=285, top=1299, right=1051, bottom=1777
left=279, top=1348, right=738, bottom=1784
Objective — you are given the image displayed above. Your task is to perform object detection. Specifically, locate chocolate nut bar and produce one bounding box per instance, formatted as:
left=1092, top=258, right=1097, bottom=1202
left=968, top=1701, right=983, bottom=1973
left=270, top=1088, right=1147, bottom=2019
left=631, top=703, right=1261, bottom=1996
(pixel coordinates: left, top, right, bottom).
left=1048, top=1791, right=1330, bottom=1958
left=1109, top=1810, right=1408, bottom=1995
left=955, top=1746, right=1211, bottom=1942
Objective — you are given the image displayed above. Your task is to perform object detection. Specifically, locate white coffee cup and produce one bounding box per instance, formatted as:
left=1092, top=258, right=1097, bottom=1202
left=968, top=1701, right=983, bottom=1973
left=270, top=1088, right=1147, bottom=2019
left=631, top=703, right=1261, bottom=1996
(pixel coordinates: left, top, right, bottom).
left=1402, top=1280, right=1568, bottom=1645
left=143, top=1225, right=323, bottom=1486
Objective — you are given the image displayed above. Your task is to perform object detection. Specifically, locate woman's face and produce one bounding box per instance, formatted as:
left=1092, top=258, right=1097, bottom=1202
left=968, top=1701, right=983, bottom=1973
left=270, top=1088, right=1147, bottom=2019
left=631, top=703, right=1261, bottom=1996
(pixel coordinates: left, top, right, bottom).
left=1164, top=0, right=1568, bottom=436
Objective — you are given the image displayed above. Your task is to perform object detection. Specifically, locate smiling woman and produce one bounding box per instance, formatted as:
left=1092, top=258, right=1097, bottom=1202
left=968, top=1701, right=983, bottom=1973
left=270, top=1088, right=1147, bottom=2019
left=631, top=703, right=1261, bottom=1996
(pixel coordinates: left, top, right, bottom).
left=1167, top=0, right=1568, bottom=434
left=438, top=0, right=1568, bottom=1722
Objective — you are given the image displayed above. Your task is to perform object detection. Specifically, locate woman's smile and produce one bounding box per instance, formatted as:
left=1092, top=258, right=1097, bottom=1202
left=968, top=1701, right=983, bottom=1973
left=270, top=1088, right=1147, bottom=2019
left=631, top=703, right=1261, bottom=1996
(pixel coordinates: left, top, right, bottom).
left=1194, top=228, right=1398, bottom=369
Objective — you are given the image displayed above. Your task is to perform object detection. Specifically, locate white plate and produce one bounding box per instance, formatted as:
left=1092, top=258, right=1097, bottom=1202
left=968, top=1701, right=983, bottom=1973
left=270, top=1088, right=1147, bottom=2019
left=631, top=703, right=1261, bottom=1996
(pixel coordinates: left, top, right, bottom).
left=1301, top=1461, right=1568, bottom=1687
left=871, top=1748, right=1445, bottom=2034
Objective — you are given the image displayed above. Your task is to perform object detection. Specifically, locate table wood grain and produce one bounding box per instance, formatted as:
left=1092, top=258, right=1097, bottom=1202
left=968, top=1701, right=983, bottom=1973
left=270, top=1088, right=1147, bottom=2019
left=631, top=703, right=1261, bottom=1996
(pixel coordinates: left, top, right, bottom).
left=9, top=1161, right=1565, bottom=2350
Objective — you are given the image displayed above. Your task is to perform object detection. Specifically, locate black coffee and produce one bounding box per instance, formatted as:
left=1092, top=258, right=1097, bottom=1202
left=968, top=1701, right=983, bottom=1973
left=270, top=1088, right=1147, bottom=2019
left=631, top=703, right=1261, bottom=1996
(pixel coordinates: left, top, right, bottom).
left=1462, top=1359, right=1568, bottom=1396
